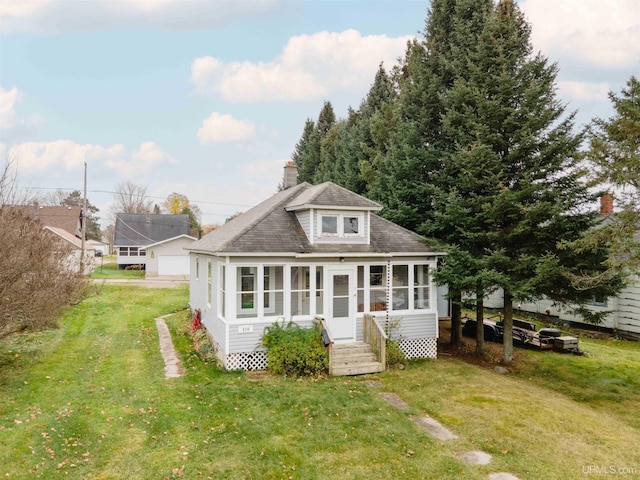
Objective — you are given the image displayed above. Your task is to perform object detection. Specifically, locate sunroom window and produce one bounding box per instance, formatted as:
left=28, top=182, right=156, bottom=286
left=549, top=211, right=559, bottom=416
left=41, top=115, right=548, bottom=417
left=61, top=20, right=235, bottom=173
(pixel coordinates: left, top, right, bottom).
left=264, top=266, right=284, bottom=316
left=414, top=264, right=429, bottom=309
left=291, top=266, right=311, bottom=316
left=391, top=265, right=409, bottom=311
left=237, top=267, right=257, bottom=318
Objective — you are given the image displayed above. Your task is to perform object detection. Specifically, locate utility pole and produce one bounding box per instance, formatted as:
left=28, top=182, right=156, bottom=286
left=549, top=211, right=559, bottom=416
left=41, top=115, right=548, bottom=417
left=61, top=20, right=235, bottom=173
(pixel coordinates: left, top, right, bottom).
left=80, top=161, right=87, bottom=275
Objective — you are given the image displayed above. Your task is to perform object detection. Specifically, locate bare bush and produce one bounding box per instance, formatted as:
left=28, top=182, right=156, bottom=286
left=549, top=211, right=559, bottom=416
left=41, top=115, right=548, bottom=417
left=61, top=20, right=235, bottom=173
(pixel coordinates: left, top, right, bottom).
left=0, top=158, right=88, bottom=338
left=0, top=209, right=88, bottom=338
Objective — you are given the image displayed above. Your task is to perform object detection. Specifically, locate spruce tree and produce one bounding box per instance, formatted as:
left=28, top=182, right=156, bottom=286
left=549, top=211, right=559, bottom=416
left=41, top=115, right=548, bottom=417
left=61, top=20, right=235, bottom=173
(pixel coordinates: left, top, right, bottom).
left=449, top=0, right=623, bottom=363
left=292, top=119, right=316, bottom=184
left=372, top=0, right=494, bottom=345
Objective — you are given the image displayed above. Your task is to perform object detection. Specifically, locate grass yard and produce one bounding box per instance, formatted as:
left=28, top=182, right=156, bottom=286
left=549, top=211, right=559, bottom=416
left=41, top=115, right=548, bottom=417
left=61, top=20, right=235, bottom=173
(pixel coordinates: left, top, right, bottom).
left=0, top=286, right=639, bottom=479
left=89, top=260, right=145, bottom=279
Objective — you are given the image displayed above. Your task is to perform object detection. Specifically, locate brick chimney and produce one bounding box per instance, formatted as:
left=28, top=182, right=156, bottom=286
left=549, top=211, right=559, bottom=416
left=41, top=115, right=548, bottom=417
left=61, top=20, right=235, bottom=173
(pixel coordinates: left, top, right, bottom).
left=283, top=161, right=298, bottom=189
left=600, top=193, right=614, bottom=215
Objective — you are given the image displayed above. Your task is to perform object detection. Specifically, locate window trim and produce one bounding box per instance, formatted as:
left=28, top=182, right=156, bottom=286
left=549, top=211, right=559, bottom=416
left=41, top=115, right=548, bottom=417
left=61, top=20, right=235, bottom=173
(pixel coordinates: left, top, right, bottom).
left=317, top=212, right=365, bottom=239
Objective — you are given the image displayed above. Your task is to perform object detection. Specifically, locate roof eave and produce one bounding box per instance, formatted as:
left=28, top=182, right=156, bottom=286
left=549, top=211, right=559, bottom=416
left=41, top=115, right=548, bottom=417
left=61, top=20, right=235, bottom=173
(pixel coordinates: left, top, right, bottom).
left=285, top=204, right=382, bottom=212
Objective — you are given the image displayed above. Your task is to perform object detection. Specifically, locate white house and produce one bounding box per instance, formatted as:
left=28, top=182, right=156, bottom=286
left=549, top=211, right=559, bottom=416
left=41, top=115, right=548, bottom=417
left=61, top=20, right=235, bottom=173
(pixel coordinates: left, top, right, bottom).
left=187, top=169, right=445, bottom=374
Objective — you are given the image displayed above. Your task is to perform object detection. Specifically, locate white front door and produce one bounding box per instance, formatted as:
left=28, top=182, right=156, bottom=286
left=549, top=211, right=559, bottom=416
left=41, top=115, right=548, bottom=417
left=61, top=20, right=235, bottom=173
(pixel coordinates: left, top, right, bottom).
left=327, top=267, right=356, bottom=343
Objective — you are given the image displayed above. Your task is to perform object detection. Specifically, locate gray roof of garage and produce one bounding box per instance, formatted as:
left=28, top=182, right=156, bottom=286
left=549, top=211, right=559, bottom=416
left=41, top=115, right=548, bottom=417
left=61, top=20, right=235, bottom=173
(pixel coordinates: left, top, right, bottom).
left=114, top=214, right=190, bottom=247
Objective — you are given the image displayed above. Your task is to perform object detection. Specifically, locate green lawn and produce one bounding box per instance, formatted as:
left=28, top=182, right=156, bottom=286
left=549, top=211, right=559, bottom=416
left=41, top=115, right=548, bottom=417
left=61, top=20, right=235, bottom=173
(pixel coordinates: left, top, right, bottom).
left=89, top=260, right=145, bottom=279
left=0, top=286, right=639, bottom=479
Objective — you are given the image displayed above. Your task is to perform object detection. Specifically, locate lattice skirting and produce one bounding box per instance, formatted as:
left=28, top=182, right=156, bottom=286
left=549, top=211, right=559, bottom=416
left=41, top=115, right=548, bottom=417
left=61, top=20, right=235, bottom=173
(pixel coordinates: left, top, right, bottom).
left=399, top=337, right=437, bottom=359
left=225, top=351, right=268, bottom=371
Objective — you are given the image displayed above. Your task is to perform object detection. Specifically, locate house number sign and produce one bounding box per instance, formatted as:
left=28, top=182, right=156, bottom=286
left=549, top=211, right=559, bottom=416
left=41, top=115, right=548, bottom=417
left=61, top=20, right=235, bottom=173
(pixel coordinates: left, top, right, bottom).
left=238, top=325, right=253, bottom=333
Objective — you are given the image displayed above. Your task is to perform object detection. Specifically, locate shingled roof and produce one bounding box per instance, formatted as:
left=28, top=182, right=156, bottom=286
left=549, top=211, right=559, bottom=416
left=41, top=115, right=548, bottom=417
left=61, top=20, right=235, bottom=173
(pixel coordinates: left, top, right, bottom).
left=114, top=213, right=190, bottom=247
left=10, top=205, right=82, bottom=237
left=187, top=182, right=436, bottom=256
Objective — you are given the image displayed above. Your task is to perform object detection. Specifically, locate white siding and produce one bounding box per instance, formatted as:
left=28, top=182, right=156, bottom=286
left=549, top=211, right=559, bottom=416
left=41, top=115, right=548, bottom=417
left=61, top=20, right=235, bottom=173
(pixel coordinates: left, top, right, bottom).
left=228, top=318, right=316, bottom=354
left=483, top=282, right=640, bottom=336
left=616, top=278, right=640, bottom=335
left=296, top=210, right=311, bottom=240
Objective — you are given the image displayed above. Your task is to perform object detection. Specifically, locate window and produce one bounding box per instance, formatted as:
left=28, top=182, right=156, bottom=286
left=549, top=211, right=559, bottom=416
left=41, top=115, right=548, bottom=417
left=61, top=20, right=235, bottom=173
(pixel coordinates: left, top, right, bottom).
left=391, top=265, right=409, bottom=310
left=357, top=265, right=388, bottom=313
left=414, top=265, right=429, bottom=309
left=207, top=261, right=213, bottom=306
left=370, top=265, right=387, bottom=311
left=291, top=266, right=311, bottom=316
left=195, top=258, right=199, bottom=280
left=316, top=266, right=324, bottom=315
left=219, top=265, right=226, bottom=317
left=237, top=267, right=257, bottom=318
left=118, top=246, right=145, bottom=256
left=592, top=295, right=608, bottom=307
left=264, top=266, right=284, bottom=316
left=319, top=213, right=364, bottom=239
left=236, top=266, right=283, bottom=318
left=344, top=216, right=359, bottom=235
left=322, top=216, right=338, bottom=235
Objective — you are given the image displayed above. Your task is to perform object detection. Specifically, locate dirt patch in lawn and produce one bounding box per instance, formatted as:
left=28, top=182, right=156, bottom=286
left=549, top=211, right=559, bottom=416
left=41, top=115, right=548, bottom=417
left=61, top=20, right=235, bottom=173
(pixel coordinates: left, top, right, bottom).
left=437, top=318, right=523, bottom=370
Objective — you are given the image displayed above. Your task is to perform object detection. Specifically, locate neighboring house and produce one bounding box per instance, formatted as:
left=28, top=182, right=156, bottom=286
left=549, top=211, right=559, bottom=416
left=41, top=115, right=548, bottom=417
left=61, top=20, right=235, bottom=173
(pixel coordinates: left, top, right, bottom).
left=114, top=213, right=190, bottom=269
left=483, top=282, right=640, bottom=338
left=87, top=239, right=108, bottom=256
left=44, top=226, right=94, bottom=274
left=142, top=234, right=197, bottom=279
left=483, top=196, right=640, bottom=338
left=187, top=168, right=444, bottom=373
left=11, top=204, right=82, bottom=237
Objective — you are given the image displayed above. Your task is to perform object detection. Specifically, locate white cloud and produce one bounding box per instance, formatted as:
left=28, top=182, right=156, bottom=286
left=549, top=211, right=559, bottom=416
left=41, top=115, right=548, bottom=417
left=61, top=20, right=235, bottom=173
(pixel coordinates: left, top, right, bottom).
left=107, top=141, right=176, bottom=177
left=8, top=140, right=121, bottom=172
left=520, top=0, right=640, bottom=68
left=197, top=112, right=255, bottom=144
left=557, top=81, right=611, bottom=102
left=0, top=86, right=45, bottom=136
left=0, top=0, right=279, bottom=34
left=191, top=29, right=415, bottom=102
left=7, top=140, right=173, bottom=178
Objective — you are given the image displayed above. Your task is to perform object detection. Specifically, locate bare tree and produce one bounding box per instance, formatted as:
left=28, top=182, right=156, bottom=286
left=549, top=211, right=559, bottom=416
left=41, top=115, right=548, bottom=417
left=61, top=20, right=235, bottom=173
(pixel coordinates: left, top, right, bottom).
left=112, top=181, right=153, bottom=214
left=0, top=156, right=37, bottom=206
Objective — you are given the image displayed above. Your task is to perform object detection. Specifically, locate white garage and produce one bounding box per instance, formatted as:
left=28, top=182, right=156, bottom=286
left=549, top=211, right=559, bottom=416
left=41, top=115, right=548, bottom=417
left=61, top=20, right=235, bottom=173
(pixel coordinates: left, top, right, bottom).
left=142, top=234, right=197, bottom=279
left=158, top=255, right=190, bottom=276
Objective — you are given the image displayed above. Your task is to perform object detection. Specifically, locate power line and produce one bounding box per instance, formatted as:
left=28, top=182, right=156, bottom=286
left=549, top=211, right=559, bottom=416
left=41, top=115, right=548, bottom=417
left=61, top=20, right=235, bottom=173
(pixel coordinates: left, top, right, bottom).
left=20, top=186, right=253, bottom=208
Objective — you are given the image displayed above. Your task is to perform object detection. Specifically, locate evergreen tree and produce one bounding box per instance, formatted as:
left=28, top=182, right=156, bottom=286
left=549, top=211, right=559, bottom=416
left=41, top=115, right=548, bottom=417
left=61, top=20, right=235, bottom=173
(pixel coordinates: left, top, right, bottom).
left=569, top=76, right=640, bottom=282
left=292, top=119, right=316, bottom=184
left=59, top=190, right=102, bottom=241
left=446, top=0, right=622, bottom=363
left=372, top=0, right=494, bottom=345
left=292, top=101, right=336, bottom=184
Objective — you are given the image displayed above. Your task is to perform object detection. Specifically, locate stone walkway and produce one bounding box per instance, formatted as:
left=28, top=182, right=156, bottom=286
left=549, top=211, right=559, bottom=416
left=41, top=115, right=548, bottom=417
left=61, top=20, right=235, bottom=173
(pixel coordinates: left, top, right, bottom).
left=155, top=314, right=184, bottom=378
left=372, top=385, right=521, bottom=480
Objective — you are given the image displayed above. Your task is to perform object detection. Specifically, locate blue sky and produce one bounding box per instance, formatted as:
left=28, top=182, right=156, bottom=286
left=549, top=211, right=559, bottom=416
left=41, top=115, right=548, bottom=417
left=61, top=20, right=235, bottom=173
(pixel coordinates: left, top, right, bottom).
left=1, top=0, right=638, bottom=228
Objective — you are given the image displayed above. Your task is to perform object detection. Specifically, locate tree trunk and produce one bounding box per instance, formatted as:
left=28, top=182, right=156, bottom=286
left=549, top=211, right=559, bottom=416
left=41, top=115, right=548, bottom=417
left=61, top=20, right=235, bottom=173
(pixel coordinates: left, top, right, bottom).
left=503, top=290, right=514, bottom=364
left=450, top=289, right=463, bottom=346
left=476, top=291, right=485, bottom=355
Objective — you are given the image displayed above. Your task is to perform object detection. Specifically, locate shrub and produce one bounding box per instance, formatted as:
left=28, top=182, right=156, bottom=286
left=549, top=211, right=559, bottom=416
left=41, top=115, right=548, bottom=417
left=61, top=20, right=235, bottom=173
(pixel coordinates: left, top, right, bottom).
left=262, top=320, right=328, bottom=377
left=386, top=339, right=406, bottom=367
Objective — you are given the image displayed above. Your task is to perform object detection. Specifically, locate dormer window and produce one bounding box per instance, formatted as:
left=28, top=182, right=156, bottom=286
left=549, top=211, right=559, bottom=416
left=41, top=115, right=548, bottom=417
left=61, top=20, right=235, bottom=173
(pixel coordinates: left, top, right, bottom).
left=322, top=215, right=338, bottom=235
left=319, top=213, right=363, bottom=238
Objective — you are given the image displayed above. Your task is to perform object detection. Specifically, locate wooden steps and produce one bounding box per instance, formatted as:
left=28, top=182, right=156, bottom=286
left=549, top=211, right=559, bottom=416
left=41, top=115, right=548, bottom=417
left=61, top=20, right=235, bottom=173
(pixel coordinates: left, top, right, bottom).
left=330, top=342, right=385, bottom=376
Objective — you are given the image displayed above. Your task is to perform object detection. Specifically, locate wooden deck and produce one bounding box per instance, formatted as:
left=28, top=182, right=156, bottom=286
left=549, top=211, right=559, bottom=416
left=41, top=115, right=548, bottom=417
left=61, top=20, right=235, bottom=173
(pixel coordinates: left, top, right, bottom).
left=329, top=342, right=385, bottom=376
